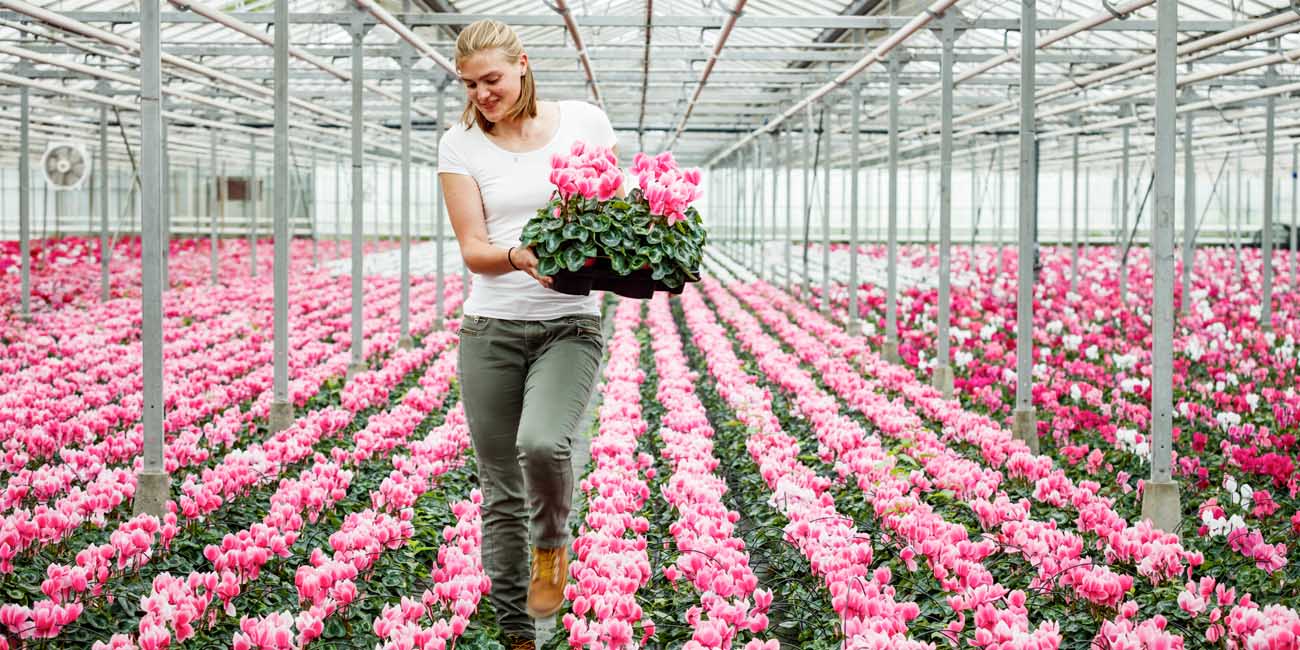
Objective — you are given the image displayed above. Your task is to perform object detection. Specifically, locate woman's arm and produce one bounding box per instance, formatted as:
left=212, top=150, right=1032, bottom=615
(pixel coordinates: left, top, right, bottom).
left=439, top=172, right=552, bottom=287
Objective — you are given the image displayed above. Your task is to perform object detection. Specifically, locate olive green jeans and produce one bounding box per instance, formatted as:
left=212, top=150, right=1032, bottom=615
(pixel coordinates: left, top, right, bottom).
left=456, top=313, right=605, bottom=640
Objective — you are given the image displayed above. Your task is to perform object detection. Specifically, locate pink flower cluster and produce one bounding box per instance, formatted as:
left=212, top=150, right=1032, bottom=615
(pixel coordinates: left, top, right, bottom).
left=549, top=140, right=623, bottom=204
left=562, top=299, right=656, bottom=650
left=678, top=286, right=929, bottom=649
left=85, top=333, right=462, bottom=650
left=0, top=272, right=464, bottom=583
left=371, top=490, right=489, bottom=650
left=645, top=296, right=775, bottom=649
left=630, top=151, right=701, bottom=226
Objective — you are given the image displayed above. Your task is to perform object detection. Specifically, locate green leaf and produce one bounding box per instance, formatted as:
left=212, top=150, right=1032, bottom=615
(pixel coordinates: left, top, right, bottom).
left=580, top=243, right=598, bottom=258
left=561, top=221, right=589, bottom=242
left=538, top=256, right=560, bottom=276
left=646, top=248, right=663, bottom=264
left=581, top=214, right=610, bottom=232
left=563, top=246, right=587, bottom=272
left=651, top=265, right=669, bottom=280
left=544, top=231, right=563, bottom=253
left=599, top=230, right=623, bottom=247
left=646, top=227, right=664, bottom=244
left=610, top=252, right=628, bottom=275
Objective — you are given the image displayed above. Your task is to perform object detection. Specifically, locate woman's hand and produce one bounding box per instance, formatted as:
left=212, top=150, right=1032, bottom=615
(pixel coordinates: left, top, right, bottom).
left=511, top=246, right=553, bottom=289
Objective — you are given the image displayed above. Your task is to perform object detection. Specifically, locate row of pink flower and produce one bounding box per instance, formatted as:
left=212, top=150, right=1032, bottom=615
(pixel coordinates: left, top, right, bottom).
left=87, top=332, right=463, bottom=649
left=752, top=279, right=1201, bottom=581
left=0, top=266, right=448, bottom=488
left=644, top=295, right=776, bottom=649
left=677, top=286, right=926, bottom=649
left=561, top=299, right=656, bottom=650
left=0, top=270, right=356, bottom=509
left=0, top=276, right=463, bottom=576
left=701, top=278, right=1069, bottom=648
left=238, top=365, right=469, bottom=649
left=0, top=283, right=464, bottom=642
left=370, top=489, right=488, bottom=650
left=807, top=245, right=1298, bottom=573
left=717, top=271, right=1185, bottom=649
left=0, top=237, right=395, bottom=322
left=757, top=268, right=1300, bottom=647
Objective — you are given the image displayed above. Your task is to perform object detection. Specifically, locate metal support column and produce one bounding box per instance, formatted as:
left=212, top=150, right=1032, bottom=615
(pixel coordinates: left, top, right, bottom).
left=1293, top=143, right=1298, bottom=290
left=1120, top=121, right=1130, bottom=306
left=1182, top=112, right=1195, bottom=313
left=770, top=131, right=780, bottom=285
left=161, top=117, right=170, bottom=289
left=348, top=14, right=371, bottom=379
left=100, top=104, right=110, bottom=303
left=932, top=18, right=956, bottom=399
left=821, top=102, right=832, bottom=316
left=1071, top=125, right=1080, bottom=294
left=1141, top=0, right=1181, bottom=533
left=784, top=124, right=793, bottom=290
left=399, top=41, right=414, bottom=350
left=884, top=58, right=900, bottom=360
left=250, top=135, right=258, bottom=277
left=268, top=0, right=293, bottom=433
left=19, top=87, right=30, bottom=320
left=134, top=0, right=167, bottom=517
left=848, top=80, right=862, bottom=337
left=210, top=129, right=218, bottom=285
left=754, top=139, right=764, bottom=276
left=1261, top=85, right=1276, bottom=330
left=1013, top=0, right=1039, bottom=452
left=802, top=103, right=813, bottom=299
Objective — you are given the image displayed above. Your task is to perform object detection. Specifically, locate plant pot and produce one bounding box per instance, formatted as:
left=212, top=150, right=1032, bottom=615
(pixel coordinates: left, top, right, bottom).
left=549, top=257, right=698, bottom=299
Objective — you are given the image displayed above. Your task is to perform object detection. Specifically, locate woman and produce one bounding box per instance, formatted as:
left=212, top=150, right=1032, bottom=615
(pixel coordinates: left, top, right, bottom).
left=437, top=18, right=618, bottom=650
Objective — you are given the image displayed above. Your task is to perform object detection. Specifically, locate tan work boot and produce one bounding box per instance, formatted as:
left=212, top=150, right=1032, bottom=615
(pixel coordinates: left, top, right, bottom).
left=526, top=546, right=569, bottom=618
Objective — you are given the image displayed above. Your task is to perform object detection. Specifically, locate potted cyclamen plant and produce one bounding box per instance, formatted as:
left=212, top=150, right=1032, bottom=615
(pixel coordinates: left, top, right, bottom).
left=518, top=141, right=707, bottom=299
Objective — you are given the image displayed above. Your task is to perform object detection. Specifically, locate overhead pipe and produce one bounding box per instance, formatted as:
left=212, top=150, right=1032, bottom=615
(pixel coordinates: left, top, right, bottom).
left=0, top=40, right=440, bottom=164
left=550, top=0, right=604, bottom=110
left=668, top=0, right=748, bottom=150
left=704, top=0, right=956, bottom=166
left=895, top=8, right=1300, bottom=141
left=0, top=75, right=410, bottom=169
left=0, top=0, right=427, bottom=157
left=168, top=0, right=446, bottom=121
left=636, top=0, right=653, bottom=148
left=352, top=0, right=456, bottom=75
left=869, top=0, right=1154, bottom=119
left=851, top=36, right=1300, bottom=170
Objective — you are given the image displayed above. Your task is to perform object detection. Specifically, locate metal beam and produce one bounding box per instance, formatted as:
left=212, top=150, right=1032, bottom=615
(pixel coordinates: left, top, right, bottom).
left=0, top=10, right=1254, bottom=32
left=133, top=0, right=167, bottom=518
left=1013, top=0, right=1038, bottom=452
left=269, top=0, right=292, bottom=433
left=1142, top=0, right=1180, bottom=533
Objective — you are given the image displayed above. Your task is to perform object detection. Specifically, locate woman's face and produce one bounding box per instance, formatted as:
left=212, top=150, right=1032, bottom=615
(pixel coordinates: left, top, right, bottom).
left=459, top=48, right=526, bottom=124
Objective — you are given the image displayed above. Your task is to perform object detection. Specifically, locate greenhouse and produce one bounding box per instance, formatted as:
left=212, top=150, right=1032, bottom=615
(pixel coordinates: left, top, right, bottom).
left=0, top=0, right=1297, bottom=647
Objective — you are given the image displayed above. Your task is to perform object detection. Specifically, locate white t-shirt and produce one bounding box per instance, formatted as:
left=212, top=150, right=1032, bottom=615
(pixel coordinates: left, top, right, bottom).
left=438, top=100, right=616, bottom=321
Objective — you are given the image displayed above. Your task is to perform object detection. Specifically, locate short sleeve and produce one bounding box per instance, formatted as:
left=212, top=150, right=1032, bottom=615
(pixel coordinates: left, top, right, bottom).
left=437, top=130, right=470, bottom=176
left=591, top=103, right=618, bottom=150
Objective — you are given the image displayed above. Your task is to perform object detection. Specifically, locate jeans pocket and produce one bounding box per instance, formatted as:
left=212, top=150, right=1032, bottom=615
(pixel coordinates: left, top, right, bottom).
left=568, top=316, right=603, bottom=344
left=460, top=315, right=491, bottom=337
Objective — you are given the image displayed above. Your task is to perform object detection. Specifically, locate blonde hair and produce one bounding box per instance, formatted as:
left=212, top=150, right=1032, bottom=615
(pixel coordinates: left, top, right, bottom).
left=455, top=19, right=538, bottom=133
